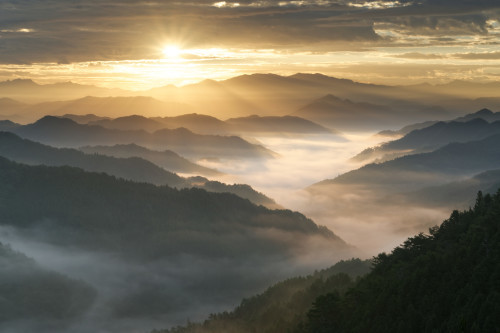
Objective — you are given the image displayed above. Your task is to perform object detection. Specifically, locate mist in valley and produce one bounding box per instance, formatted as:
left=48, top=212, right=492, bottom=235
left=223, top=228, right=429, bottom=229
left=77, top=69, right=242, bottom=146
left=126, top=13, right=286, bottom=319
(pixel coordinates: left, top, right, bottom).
left=198, top=132, right=458, bottom=255
left=2, top=75, right=500, bottom=333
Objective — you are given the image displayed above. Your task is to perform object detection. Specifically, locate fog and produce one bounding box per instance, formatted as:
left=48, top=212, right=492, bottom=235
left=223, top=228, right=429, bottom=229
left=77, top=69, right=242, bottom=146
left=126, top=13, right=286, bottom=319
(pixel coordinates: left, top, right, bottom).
left=0, top=216, right=353, bottom=333
left=0, top=124, right=483, bottom=332
left=200, top=132, right=455, bottom=256
left=200, top=133, right=378, bottom=197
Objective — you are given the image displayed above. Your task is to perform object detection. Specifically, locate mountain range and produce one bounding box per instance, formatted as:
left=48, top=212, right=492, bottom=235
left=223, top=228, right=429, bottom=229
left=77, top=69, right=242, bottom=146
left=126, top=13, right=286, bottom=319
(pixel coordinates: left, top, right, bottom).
left=0, top=156, right=349, bottom=332
left=152, top=190, right=500, bottom=333
left=84, top=113, right=333, bottom=135
left=292, top=94, right=448, bottom=131
left=354, top=117, right=500, bottom=163
left=9, top=116, right=275, bottom=160
left=0, top=132, right=276, bottom=207
left=79, top=143, right=221, bottom=176
left=5, top=74, right=500, bottom=125
left=376, top=108, right=500, bottom=138
left=318, top=133, right=500, bottom=191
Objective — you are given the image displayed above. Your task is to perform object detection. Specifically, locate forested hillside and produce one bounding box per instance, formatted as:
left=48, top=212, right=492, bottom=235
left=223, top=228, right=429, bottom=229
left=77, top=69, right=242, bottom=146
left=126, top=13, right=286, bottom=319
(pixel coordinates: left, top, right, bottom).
left=155, top=190, right=500, bottom=333
left=302, top=190, right=500, bottom=332
left=0, top=157, right=349, bottom=331
left=154, top=259, right=371, bottom=333
left=0, top=156, right=341, bottom=259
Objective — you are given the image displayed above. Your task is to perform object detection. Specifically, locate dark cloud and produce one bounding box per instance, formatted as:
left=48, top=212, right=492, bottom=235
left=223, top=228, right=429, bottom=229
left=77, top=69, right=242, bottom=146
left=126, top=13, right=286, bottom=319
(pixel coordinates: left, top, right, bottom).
left=0, top=1, right=498, bottom=63
left=455, top=51, right=500, bottom=60
left=392, top=52, right=446, bottom=59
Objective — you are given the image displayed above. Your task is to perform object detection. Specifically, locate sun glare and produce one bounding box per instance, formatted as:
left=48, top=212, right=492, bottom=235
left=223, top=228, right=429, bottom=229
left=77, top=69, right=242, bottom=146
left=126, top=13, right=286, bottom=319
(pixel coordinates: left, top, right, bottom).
left=162, top=45, right=182, bottom=59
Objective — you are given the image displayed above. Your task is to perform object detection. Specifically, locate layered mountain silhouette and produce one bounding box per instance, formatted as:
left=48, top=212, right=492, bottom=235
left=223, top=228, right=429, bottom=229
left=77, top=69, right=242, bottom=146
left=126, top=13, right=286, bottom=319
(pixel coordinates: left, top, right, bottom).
left=0, top=157, right=348, bottom=331
left=62, top=113, right=110, bottom=124
left=354, top=118, right=500, bottom=163
left=29, top=96, right=191, bottom=120
left=82, top=113, right=332, bottom=135
left=0, top=79, right=128, bottom=103
left=377, top=120, right=440, bottom=138
left=0, top=98, right=30, bottom=123
left=152, top=114, right=231, bottom=134
left=79, top=143, right=221, bottom=176
left=318, top=133, right=500, bottom=191
left=293, top=94, right=448, bottom=131
left=11, top=116, right=275, bottom=159
left=376, top=108, right=500, bottom=138
left=5, top=74, right=497, bottom=122
left=225, top=115, right=334, bottom=134
left=88, top=115, right=167, bottom=132
left=0, top=120, right=20, bottom=131
left=0, top=132, right=276, bottom=207
left=0, top=154, right=344, bottom=258
left=0, top=131, right=187, bottom=187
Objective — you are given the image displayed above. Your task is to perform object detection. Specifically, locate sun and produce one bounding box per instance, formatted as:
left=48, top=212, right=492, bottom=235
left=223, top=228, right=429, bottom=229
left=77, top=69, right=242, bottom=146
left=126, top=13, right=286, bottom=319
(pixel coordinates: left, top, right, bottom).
left=162, top=45, right=182, bottom=59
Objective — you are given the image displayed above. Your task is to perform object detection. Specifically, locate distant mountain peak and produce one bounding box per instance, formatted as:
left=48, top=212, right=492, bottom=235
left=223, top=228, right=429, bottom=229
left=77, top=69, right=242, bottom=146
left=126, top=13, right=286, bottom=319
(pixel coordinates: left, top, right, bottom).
left=34, top=115, right=78, bottom=126
left=475, top=108, right=494, bottom=115
left=321, top=94, right=343, bottom=101
left=0, top=78, right=38, bottom=87
left=115, top=114, right=149, bottom=121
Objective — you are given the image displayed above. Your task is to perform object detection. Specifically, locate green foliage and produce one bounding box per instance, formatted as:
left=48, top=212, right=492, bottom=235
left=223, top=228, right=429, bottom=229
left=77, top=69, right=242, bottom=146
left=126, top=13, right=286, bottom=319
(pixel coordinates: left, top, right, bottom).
left=303, top=190, right=500, bottom=332
left=152, top=259, right=371, bottom=333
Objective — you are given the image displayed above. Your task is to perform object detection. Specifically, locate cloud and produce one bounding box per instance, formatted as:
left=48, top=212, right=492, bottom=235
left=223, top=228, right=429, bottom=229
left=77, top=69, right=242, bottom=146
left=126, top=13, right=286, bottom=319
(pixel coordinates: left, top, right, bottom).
left=454, top=51, right=500, bottom=59
left=0, top=1, right=498, bottom=64
left=392, top=52, right=446, bottom=59
left=392, top=51, right=500, bottom=61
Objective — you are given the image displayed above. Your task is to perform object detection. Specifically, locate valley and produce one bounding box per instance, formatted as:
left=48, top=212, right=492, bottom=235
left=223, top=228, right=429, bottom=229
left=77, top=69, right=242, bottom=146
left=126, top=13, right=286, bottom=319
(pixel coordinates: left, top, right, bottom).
left=1, top=73, right=500, bottom=332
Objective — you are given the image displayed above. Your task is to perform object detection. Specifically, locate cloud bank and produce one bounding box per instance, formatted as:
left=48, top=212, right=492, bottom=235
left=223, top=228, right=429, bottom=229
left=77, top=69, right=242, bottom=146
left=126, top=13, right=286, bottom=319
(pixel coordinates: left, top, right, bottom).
left=0, top=0, right=499, bottom=64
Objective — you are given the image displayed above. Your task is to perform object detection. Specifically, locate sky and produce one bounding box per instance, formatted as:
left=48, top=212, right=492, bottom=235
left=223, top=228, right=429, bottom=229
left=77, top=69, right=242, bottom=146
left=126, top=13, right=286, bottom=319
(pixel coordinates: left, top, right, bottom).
left=1, top=0, right=500, bottom=89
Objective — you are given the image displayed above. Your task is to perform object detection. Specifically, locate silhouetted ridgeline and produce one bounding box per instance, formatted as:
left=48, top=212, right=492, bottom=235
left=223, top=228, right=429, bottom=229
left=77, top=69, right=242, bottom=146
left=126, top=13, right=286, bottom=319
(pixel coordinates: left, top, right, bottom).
left=355, top=117, right=500, bottom=163
left=0, top=131, right=187, bottom=187
left=79, top=143, right=222, bottom=177
left=154, top=190, right=500, bottom=333
left=321, top=133, right=500, bottom=191
left=0, top=132, right=276, bottom=207
left=0, top=156, right=342, bottom=259
left=11, top=116, right=275, bottom=159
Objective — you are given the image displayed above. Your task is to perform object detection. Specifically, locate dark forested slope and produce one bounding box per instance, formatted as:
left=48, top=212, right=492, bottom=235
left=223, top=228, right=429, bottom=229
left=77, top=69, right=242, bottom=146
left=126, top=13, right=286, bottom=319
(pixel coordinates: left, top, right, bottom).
left=0, top=132, right=277, bottom=207
left=0, top=131, right=188, bottom=187
left=302, top=190, right=500, bottom=333
left=155, top=190, right=500, bottom=333
left=0, top=156, right=343, bottom=259
left=154, top=259, right=371, bottom=333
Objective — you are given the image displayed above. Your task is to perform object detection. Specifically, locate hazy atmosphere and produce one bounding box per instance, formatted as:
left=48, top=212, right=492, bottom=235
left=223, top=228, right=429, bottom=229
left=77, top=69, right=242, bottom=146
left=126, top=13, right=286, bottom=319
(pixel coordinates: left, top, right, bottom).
left=1, top=1, right=500, bottom=332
